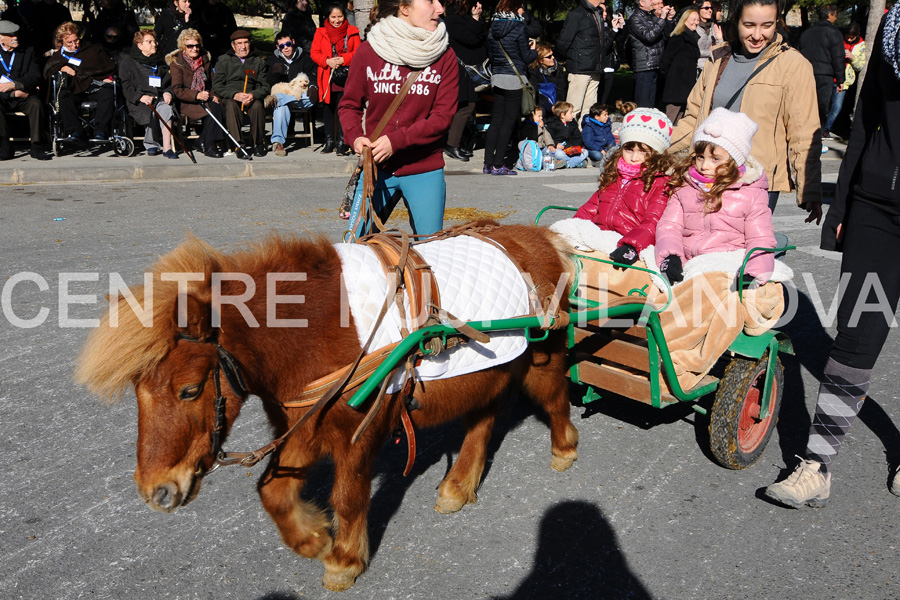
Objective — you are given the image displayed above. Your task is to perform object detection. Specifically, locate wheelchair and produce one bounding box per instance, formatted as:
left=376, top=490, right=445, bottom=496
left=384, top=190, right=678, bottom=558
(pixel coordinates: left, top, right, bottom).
left=49, top=72, right=135, bottom=157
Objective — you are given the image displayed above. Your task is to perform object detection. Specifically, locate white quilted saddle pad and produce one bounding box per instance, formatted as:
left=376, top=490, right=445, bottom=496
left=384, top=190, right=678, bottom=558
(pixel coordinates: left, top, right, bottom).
left=334, top=236, right=531, bottom=391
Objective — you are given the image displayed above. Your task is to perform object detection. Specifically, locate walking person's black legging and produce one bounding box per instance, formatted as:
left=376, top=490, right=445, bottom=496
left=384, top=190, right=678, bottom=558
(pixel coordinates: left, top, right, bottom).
left=483, top=87, right=522, bottom=168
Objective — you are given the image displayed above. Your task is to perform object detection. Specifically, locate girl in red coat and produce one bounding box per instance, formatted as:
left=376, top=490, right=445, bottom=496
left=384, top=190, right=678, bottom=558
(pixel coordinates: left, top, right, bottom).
left=311, top=2, right=361, bottom=154
left=573, top=107, right=674, bottom=266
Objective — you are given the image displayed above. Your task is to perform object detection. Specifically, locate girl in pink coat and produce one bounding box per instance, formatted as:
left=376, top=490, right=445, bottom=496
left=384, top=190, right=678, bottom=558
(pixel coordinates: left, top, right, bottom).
left=573, top=107, right=674, bottom=267
left=655, top=108, right=776, bottom=284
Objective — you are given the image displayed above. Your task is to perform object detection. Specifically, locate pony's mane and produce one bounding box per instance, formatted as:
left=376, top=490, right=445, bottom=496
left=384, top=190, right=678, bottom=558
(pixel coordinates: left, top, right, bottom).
left=75, top=233, right=334, bottom=402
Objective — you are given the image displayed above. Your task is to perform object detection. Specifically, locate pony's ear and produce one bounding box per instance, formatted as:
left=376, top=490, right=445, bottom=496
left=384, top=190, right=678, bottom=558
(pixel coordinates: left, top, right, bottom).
left=175, top=292, right=214, bottom=341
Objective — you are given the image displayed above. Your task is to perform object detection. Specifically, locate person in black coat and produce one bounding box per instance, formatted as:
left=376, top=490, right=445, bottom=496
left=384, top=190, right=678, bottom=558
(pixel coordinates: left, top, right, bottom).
left=659, top=8, right=701, bottom=124
left=798, top=4, right=845, bottom=129
left=444, top=0, right=487, bottom=161
left=199, top=0, right=236, bottom=65
left=282, top=0, right=317, bottom=54
left=556, top=0, right=605, bottom=123
left=765, top=5, right=900, bottom=508
left=87, top=0, right=139, bottom=46
left=155, top=0, right=201, bottom=56
left=528, top=42, right=567, bottom=116
left=0, top=20, right=49, bottom=159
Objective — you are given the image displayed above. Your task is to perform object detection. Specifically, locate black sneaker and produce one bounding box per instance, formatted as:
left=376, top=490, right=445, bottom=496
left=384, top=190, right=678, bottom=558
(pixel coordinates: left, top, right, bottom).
left=253, top=144, right=267, bottom=157
left=30, top=144, right=52, bottom=161
left=90, top=131, right=109, bottom=142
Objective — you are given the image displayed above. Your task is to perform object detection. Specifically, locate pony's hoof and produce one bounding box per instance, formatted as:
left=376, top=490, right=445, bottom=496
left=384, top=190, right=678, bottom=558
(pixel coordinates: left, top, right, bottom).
left=322, top=570, right=358, bottom=592
left=550, top=453, right=576, bottom=472
left=434, top=496, right=466, bottom=514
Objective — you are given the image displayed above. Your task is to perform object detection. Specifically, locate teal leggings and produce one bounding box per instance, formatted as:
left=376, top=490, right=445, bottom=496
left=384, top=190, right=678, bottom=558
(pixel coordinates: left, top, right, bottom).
left=348, top=167, right=446, bottom=238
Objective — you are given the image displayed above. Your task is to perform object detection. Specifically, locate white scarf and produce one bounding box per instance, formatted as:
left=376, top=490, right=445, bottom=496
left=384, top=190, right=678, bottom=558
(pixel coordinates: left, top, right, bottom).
left=366, top=15, right=449, bottom=69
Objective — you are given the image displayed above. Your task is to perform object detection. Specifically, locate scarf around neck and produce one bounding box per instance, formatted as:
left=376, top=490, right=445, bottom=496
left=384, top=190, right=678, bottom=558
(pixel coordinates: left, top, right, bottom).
left=327, top=19, right=350, bottom=51
left=130, top=44, right=165, bottom=69
left=183, top=53, right=205, bottom=91
left=366, top=16, right=448, bottom=69
left=884, top=2, right=900, bottom=80
left=617, top=158, right=643, bottom=180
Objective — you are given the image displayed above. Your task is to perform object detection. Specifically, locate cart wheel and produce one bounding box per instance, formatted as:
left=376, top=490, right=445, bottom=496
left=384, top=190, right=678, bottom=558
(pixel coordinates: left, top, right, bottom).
left=112, top=136, right=134, bottom=157
left=709, top=352, right=783, bottom=470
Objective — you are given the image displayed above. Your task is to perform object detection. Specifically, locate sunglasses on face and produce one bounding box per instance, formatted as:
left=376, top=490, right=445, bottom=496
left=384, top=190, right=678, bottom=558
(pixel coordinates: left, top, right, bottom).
left=185, top=43, right=200, bottom=49
left=700, top=5, right=712, bottom=9
left=278, top=41, right=294, bottom=48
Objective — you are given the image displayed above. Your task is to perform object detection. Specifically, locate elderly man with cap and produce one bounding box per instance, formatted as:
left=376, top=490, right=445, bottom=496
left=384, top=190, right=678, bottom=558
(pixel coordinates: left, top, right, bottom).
left=0, top=20, right=50, bottom=160
left=211, top=29, right=269, bottom=158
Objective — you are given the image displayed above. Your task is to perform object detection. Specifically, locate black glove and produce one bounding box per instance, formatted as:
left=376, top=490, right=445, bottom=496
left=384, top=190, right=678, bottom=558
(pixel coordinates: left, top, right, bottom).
left=272, top=63, right=285, bottom=74
left=609, top=244, right=639, bottom=270
left=659, top=255, right=684, bottom=283
left=738, top=273, right=757, bottom=289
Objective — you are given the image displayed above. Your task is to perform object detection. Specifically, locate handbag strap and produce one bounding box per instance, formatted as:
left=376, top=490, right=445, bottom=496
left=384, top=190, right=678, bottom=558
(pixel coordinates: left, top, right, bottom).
left=360, top=69, right=423, bottom=235
left=497, top=40, right=529, bottom=88
left=722, top=51, right=780, bottom=110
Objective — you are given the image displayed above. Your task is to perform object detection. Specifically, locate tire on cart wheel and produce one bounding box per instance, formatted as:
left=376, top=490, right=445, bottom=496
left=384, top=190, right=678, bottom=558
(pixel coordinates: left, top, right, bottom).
left=709, top=352, right=783, bottom=470
left=112, top=136, right=134, bottom=157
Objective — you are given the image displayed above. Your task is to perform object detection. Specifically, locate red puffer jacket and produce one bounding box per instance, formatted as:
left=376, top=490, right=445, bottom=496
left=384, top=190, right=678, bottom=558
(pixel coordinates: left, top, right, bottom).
left=573, top=173, right=670, bottom=252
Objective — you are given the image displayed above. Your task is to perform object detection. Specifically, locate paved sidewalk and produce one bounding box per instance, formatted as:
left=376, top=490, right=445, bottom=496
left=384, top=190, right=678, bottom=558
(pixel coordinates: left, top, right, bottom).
left=0, top=137, right=848, bottom=185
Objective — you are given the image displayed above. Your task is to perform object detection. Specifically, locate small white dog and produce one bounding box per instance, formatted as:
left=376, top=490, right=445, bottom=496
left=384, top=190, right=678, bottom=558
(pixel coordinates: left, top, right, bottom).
left=265, top=73, right=311, bottom=108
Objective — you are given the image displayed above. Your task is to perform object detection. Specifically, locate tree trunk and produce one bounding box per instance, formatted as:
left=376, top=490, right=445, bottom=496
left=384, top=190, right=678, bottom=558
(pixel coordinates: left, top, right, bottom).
left=355, top=0, right=374, bottom=38
left=853, top=0, right=886, bottom=113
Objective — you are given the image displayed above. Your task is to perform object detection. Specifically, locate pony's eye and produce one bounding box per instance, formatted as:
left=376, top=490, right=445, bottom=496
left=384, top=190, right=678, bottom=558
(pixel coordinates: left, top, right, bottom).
left=179, top=384, right=203, bottom=401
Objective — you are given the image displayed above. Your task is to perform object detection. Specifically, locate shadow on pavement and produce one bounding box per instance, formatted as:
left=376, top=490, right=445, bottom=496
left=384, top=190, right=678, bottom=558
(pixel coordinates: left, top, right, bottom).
left=491, top=500, right=653, bottom=600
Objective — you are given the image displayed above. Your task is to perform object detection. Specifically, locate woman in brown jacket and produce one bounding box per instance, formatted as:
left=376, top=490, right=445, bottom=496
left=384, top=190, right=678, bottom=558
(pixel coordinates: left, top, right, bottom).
left=669, top=0, right=822, bottom=222
left=166, top=28, right=225, bottom=157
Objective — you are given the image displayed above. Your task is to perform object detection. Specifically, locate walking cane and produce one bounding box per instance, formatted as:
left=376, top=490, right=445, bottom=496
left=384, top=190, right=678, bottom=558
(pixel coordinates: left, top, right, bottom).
left=240, top=69, right=254, bottom=113
left=199, top=100, right=252, bottom=159
left=148, top=101, right=196, bottom=164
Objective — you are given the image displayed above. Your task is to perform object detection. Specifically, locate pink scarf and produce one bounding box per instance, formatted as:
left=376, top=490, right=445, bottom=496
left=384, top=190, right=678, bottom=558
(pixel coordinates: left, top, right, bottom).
left=617, top=157, right=643, bottom=180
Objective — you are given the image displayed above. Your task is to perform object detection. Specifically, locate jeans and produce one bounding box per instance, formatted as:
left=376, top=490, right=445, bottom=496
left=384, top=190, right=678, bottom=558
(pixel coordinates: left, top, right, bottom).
left=555, top=147, right=588, bottom=168
left=270, top=93, right=313, bottom=144
left=824, top=84, right=846, bottom=132
left=587, top=149, right=605, bottom=164
left=348, top=167, right=446, bottom=238
left=633, top=70, right=658, bottom=108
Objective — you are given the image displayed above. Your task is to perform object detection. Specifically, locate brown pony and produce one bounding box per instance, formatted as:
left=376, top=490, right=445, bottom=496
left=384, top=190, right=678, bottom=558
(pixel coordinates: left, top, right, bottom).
left=75, top=222, right=578, bottom=592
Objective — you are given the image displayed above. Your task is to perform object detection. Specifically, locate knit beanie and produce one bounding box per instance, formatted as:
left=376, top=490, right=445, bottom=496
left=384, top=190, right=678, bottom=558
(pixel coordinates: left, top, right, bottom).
left=692, top=108, right=759, bottom=166
left=618, top=108, right=673, bottom=154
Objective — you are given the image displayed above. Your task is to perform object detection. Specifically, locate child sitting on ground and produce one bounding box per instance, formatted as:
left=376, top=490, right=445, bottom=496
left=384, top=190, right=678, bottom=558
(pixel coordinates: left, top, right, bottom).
left=573, top=107, right=674, bottom=265
left=581, top=103, right=616, bottom=167
left=517, top=106, right=563, bottom=171
left=545, top=101, right=588, bottom=168
left=655, top=108, right=776, bottom=285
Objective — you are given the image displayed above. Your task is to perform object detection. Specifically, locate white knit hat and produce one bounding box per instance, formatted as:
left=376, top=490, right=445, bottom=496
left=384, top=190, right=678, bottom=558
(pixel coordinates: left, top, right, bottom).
left=618, top=108, right=673, bottom=154
left=692, top=108, right=759, bottom=166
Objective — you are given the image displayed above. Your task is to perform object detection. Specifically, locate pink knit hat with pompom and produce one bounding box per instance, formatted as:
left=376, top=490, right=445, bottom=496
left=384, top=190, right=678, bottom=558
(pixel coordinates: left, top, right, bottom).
left=692, top=108, right=759, bottom=166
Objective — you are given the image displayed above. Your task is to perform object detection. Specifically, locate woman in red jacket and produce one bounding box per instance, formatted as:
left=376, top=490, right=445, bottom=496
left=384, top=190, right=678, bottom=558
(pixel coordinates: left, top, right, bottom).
left=339, top=0, right=459, bottom=237
left=311, top=2, right=360, bottom=154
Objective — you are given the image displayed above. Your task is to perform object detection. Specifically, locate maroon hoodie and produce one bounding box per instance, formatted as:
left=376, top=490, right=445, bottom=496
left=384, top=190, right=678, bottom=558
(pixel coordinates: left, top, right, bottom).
left=338, top=41, right=459, bottom=177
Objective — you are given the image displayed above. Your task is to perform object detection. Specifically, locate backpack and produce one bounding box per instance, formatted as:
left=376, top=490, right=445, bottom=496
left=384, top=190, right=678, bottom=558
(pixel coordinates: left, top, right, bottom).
left=537, top=74, right=557, bottom=114
left=516, top=140, right=542, bottom=171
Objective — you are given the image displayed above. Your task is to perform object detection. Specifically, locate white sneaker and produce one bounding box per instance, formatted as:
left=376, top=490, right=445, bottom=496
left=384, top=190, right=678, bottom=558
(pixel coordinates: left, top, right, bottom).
left=890, top=466, right=900, bottom=497
left=765, top=458, right=831, bottom=509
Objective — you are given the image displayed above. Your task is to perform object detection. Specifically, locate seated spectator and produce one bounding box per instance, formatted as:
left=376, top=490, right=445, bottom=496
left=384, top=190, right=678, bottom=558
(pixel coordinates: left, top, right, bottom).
left=212, top=29, right=270, bottom=158
left=266, top=30, right=317, bottom=157
left=581, top=103, right=615, bottom=166
left=98, top=25, right=128, bottom=60
left=119, top=30, right=177, bottom=158
left=44, top=21, right=116, bottom=142
left=545, top=100, right=588, bottom=167
left=155, top=0, right=199, bottom=56
left=166, top=28, right=225, bottom=158
left=0, top=20, right=51, bottom=160
left=528, top=42, right=567, bottom=117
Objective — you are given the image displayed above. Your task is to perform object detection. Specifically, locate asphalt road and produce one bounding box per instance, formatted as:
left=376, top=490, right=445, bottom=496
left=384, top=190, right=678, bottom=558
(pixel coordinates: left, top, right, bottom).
left=3, top=163, right=900, bottom=599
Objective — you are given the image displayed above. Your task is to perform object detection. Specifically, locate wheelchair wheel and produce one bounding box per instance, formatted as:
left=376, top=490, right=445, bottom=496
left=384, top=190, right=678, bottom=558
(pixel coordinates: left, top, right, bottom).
left=112, top=136, right=135, bottom=157
left=708, top=352, right=783, bottom=470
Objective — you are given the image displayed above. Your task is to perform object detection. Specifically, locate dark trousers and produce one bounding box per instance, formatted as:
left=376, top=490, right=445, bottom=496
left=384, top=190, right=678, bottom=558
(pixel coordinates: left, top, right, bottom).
left=831, top=201, right=900, bottom=370
left=323, top=91, right=343, bottom=142
left=196, top=101, right=225, bottom=147
left=221, top=97, right=266, bottom=146
left=484, top=87, right=522, bottom=168
left=633, top=70, right=657, bottom=108
left=598, top=71, right=614, bottom=105
left=0, top=95, right=44, bottom=143
left=58, top=85, right=114, bottom=135
left=447, top=101, right=475, bottom=147
left=814, top=75, right=833, bottom=129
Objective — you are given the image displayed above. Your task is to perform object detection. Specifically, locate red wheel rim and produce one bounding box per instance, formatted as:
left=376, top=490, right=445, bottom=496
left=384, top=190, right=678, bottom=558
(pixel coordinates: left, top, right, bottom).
left=737, top=368, right=777, bottom=453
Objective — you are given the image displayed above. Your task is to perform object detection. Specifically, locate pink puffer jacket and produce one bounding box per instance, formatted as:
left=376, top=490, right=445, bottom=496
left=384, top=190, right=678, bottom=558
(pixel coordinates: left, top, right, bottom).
left=655, top=157, right=776, bottom=281
left=573, top=174, right=670, bottom=252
